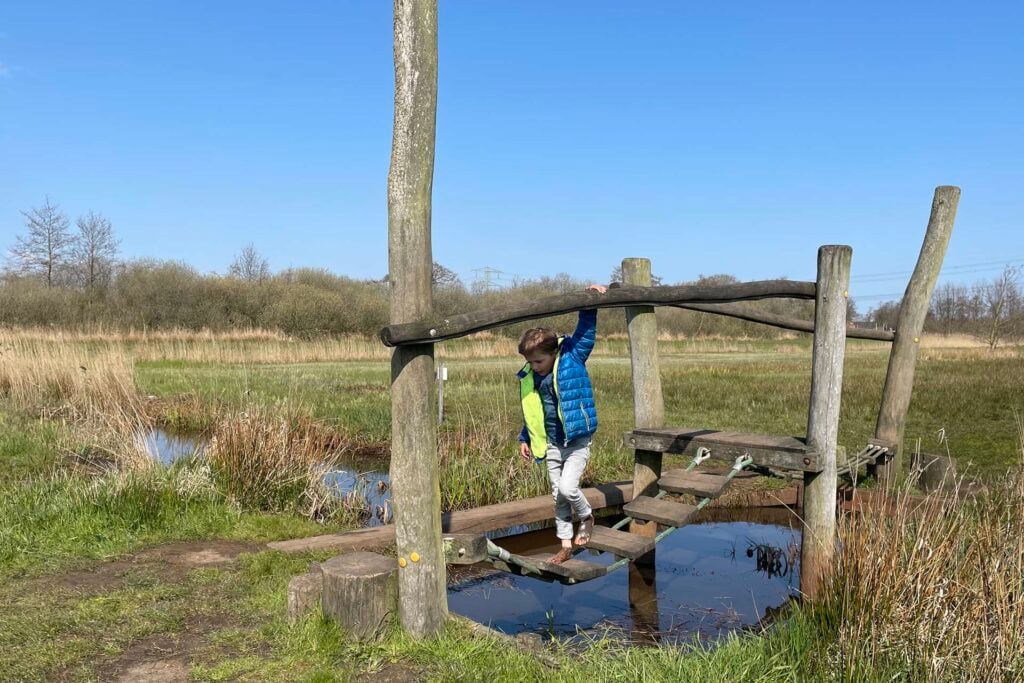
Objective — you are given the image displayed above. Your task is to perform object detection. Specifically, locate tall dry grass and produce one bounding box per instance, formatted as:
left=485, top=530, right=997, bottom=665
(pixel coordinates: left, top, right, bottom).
left=0, top=335, right=137, bottom=413
left=820, top=447, right=1024, bottom=680
left=203, top=407, right=369, bottom=522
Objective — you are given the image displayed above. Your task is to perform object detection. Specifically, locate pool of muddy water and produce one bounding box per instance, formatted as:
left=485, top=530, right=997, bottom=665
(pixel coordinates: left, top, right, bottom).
left=447, top=507, right=801, bottom=645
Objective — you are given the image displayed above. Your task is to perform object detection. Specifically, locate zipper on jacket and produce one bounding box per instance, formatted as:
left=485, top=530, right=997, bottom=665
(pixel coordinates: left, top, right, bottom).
left=580, top=401, right=591, bottom=432
left=553, top=342, right=569, bottom=446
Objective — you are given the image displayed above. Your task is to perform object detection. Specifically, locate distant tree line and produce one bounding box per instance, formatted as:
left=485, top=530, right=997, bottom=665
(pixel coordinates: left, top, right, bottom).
left=4, top=197, right=1020, bottom=343
left=865, top=265, right=1023, bottom=348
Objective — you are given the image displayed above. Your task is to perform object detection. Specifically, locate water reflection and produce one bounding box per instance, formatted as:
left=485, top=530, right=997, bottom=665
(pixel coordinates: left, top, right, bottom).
left=448, top=507, right=801, bottom=645
left=322, top=466, right=392, bottom=526
left=137, top=428, right=204, bottom=465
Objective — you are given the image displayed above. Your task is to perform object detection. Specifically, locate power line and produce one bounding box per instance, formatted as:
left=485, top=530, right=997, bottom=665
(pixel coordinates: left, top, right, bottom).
left=850, top=257, right=1024, bottom=283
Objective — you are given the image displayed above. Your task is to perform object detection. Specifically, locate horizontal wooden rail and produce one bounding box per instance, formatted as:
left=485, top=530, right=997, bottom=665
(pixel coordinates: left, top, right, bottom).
left=380, top=280, right=815, bottom=346
left=625, top=427, right=821, bottom=472
left=672, top=302, right=895, bottom=342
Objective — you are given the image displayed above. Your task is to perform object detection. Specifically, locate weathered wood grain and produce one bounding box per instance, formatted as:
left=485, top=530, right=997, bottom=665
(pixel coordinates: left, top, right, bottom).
left=800, top=245, right=851, bottom=599
left=670, top=302, right=894, bottom=341
left=657, top=470, right=731, bottom=498
left=623, top=496, right=698, bottom=527
left=586, top=525, right=656, bottom=559
left=623, top=258, right=665, bottom=547
left=873, top=186, right=960, bottom=486
left=267, top=481, right=633, bottom=554
left=388, top=0, right=445, bottom=637
left=624, top=428, right=819, bottom=472
left=380, top=279, right=816, bottom=346
left=320, top=552, right=398, bottom=640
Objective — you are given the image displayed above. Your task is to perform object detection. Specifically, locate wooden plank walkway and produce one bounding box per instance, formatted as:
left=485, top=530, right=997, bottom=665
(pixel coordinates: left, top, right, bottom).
left=268, top=481, right=632, bottom=554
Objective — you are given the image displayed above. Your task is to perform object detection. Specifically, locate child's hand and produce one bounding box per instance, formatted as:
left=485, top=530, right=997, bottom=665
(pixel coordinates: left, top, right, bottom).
left=587, top=284, right=608, bottom=294
left=519, top=442, right=532, bottom=462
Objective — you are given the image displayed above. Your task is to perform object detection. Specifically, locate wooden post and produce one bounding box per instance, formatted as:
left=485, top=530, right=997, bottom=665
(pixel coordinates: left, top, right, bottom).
left=387, top=0, right=446, bottom=637
left=872, top=186, right=960, bottom=487
left=799, top=245, right=851, bottom=599
left=623, top=258, right=665, bottom=549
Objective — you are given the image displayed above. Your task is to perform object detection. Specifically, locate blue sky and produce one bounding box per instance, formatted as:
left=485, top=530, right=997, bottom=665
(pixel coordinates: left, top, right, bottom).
left=1, top=2, right=1022, bottom=306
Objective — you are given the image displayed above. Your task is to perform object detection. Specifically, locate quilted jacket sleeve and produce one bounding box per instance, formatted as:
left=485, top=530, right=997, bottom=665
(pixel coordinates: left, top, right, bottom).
left=566, top=309, right=597, bottom=363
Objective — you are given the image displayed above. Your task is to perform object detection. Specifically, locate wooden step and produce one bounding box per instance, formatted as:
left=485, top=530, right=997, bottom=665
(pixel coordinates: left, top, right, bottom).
left=658, top=470, right=731, bottom=499
left=585, top=525, right=655, bottom=559
left=623, top=496, right=698, bottom=527
left=518, top=553, right=607, bottom=582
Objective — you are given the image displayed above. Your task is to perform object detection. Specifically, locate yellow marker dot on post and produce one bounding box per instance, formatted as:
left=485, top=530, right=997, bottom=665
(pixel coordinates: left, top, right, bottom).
left=398, top=557, right=407, bottom=568
left=914, top=337, right=920, bottom=343
left=844, top=291, right=849, bottom=298
left=410, top=552, right=420, bottom=563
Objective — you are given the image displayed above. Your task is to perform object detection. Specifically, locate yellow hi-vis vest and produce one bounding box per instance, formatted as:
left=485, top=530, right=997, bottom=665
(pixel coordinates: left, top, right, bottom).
left=519, top=339, right=565, bottom=462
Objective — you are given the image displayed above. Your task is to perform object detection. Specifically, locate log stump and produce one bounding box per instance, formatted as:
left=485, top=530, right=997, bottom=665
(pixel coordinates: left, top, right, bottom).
left=320, top=552, right=398, bottom=640
left=287, top=571, right=323, bottom=624
left=912, top=452, right=957, bottom=492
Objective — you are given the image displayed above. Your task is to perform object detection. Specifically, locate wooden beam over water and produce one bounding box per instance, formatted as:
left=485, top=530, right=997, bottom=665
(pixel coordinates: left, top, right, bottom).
left=267, top=481, right=634, bottom=554
left=380, top=279, right=816, bottom=346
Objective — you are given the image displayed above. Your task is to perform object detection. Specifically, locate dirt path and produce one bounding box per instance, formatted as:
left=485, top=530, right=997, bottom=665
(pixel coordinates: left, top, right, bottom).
left=37, top=540, right=262, bottom=682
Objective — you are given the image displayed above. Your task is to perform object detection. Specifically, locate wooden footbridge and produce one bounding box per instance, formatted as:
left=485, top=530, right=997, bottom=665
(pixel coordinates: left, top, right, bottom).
left=287, top=1, right=960, bottom=640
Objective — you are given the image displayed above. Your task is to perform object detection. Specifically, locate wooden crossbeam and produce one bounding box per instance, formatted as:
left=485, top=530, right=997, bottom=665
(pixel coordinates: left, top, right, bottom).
left=380, top=280, right=816, bottom=346
left=625, top=427, right=820, bottom=472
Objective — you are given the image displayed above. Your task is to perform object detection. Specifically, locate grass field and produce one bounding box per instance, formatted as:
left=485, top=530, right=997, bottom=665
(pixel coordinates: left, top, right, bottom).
left=1, top=329, right=1021, bottom=680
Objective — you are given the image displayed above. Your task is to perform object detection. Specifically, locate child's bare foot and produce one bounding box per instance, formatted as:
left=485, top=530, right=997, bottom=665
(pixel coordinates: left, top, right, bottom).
left=547, top=547, right=573, bottom=565
left=574, top=516, right=594, bottom=546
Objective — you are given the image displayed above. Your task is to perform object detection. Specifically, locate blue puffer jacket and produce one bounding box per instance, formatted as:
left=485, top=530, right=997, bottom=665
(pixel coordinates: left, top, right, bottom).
left=518, top=309, right=599, bottom=454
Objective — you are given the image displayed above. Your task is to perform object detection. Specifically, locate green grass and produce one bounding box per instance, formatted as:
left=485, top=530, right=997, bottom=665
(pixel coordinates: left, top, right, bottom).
left=135, top=343, right=1024, bottom=478
left=3, top=340, right=1022, bottom=681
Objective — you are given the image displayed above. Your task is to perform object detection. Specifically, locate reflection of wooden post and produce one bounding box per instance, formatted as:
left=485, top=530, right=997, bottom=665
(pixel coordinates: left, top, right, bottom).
left=872, top=187, right=960, bottom=487
left=628, top=560, right=660, bottom=643
left=799, top=245, right=851, bottom=600
left=388, top=0, right=446, bottom=637
left=623, top=258, right=665, bottom=556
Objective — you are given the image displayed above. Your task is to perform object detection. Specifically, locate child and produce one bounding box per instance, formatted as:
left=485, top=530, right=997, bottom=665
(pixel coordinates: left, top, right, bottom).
left=517, top=284, right=607, bottom=564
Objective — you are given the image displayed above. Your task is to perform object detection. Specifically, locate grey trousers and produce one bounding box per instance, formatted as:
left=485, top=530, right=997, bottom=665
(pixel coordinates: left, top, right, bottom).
left=545, top=436, right=593, bottom=540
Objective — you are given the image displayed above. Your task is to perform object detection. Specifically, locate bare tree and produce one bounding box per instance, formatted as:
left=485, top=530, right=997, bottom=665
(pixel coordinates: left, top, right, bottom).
left=8, top=197, right=72, bottom=287
left=981, top=265, right=1022, bottom=349
left=229, top=243, right=270, bottom=283
left=431, top=261, right=461, bottom=288
left=73, top=211, right=120, bottom=290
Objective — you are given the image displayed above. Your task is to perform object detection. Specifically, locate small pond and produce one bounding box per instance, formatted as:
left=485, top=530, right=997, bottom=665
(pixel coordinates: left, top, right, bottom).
left=322, top=466, right=392, bottom=526
left=138, top=428, right=205, bottom=465
left=447, top=507, right=800, bottom=645
left=141, top=428, right=394, bottom=524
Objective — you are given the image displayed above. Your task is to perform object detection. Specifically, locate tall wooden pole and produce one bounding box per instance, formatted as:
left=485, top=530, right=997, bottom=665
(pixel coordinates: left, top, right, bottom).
left=799, top=245, right=851, bottom=599
left=623, top=259, right=665, bottom=549
left=871, top=186, right=960, bottom=487
left=387, top=0, right=446, bottom=637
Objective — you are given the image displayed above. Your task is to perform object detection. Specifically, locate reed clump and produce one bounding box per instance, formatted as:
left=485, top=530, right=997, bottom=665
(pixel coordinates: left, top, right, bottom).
left=816, top=459, right=1024, bottom=680
left=204, top=408, right=368, bottom=523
